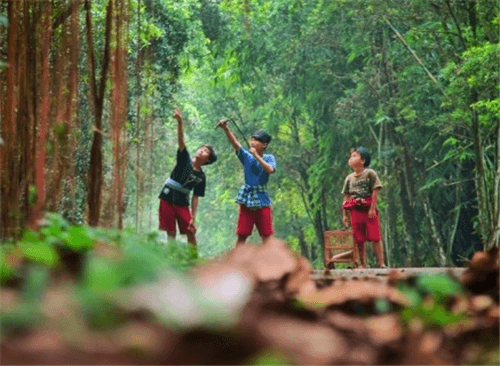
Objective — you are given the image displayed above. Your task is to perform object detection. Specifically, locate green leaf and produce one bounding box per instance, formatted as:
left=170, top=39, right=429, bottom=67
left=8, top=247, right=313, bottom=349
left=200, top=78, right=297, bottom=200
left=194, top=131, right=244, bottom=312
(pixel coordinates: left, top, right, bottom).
left=416, top=274, right=463, bottom=297
left=19, top=242, right=59, bottom=267
left=65, top=226, right=95, bottom=251
left=397, top=283, right=422, bottom=307
left=247, top=349, right=293, bottom=365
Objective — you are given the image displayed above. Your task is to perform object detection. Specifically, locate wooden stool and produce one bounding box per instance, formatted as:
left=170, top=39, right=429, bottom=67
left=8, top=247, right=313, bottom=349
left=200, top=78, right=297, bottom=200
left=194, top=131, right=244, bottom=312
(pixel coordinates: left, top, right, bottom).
left=323, top=230, right=359, bottom=269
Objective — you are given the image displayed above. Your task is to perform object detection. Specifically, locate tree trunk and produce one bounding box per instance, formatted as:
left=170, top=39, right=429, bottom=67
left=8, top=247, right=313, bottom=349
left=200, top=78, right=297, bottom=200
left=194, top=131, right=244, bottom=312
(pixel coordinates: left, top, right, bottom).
left=471, top=105, right=492, bottom=247
left=416, top=162, right=447, bottom=266
left=0, top=0, right=20, bottom=239
left=492, top=114, right=500, bottom=247
left=386, top=183, right=400, bottom=267
left=396, top=166, right=418, bottom=266
left=46, top=0, right=81, bottom=212
left=296, top=223, right=310, bottom=260
left=86, top=0, right=113, bottom=226
left=28, top=1, right=52, bottom=230
left=135, top=0, right=143, bottom=232
left=110, top=0, right=128, bottom=229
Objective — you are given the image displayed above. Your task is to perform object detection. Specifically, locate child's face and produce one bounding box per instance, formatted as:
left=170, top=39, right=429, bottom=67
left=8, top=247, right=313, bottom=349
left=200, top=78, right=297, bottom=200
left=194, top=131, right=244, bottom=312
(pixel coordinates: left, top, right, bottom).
left=249, top=137, right=267, bottom=151
left=348, top=150, right=364, bottom=169
left=196, top=146, right=211, bottom=163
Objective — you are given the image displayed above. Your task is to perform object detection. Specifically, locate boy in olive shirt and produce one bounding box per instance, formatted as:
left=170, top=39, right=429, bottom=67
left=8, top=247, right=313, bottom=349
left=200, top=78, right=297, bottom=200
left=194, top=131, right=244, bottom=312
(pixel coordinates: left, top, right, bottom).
left=342, top=147, right=386, bottom=268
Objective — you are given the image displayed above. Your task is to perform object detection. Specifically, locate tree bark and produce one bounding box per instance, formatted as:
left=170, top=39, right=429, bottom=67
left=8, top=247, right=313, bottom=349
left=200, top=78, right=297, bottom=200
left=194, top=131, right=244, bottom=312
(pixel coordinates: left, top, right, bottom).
left=0, top=0, right=20, bottom=239
left=86, top=0, right=113, bottom=226
left=135, top=0, right=143, bottom=231
left=492, top=116, right=500, bottom=247
left=111, top=0, right=128, bottom=229
left=28, top=0, right=52, bottom=230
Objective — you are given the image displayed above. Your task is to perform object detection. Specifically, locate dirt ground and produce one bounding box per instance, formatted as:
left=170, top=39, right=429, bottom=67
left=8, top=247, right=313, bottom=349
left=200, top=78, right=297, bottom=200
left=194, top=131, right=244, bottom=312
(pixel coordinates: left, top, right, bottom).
left=1, top=240, right=498, bottom=365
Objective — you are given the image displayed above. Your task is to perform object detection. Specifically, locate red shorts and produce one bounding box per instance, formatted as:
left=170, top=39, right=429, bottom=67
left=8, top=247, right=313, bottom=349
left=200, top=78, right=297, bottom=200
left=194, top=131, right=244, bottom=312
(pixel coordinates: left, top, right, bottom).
left=159, top=199, right=192, bottom=235
left=350, top=209, right=381, bottom=244
left=236, top=205, right=274, bottom=237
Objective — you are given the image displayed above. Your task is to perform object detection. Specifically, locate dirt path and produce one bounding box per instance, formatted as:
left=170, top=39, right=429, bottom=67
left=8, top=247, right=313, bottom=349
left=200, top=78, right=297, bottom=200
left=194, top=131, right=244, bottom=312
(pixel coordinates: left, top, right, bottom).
left=313, top=267, right=466, bottom=280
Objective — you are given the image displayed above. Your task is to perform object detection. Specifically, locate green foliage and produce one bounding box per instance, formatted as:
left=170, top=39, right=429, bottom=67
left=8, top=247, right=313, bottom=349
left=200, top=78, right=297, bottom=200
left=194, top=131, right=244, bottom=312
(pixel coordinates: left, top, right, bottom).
left=7, top=0, right=494, bottom=267
left=247, top=349, right=294, bottom=365
left=398, top=274, right=468, bottom=328
left=0, top=265, right=50, bottom=334
left=76, top=233, right=199, bottom=329
left=0, top=213, right=200, bottom=331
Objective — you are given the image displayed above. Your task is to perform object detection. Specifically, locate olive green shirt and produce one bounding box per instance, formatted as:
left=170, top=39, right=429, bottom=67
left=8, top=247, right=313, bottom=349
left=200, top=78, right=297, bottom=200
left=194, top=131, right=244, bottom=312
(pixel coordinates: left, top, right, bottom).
left=341, top=169, right=382, bottom=198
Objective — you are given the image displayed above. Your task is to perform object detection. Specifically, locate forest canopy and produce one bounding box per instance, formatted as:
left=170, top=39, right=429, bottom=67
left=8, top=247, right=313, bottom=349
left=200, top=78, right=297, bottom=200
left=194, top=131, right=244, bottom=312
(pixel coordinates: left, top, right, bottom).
left=0, top=0, right=499, bottom=268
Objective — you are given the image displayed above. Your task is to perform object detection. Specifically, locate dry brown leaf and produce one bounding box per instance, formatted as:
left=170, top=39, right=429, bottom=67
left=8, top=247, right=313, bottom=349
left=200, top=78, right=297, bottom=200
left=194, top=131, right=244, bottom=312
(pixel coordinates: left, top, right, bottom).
left=10, top=329, right=64, bottom=353
left=114, top=321, right=170, bottom=356
left=299, top=278, right=409, bottom=309
left=285, top=256, right=315, bottom=297
left=487, top=304, right=500, bottom=322
left=256, top=315, right=348, bottom=365
left=365, top=314, right=403, bottom=345
left=450, top=294, right=469, bottom=315
left=470, top=295, right=494, bottom=313
left=250, top=239, right=297, bottom=282
left=347, top=344, right=378, bottom=365
left=0, top=288, right=20, bottom=312
left=226, top=244, right=260, bottom=269
left=468, top=247, right=499, bottom=270
left=324, top=310, right=366, bottom=334
left=419, top=331, right=443, bottom=354
left=401, top=330, right=455, bottom=365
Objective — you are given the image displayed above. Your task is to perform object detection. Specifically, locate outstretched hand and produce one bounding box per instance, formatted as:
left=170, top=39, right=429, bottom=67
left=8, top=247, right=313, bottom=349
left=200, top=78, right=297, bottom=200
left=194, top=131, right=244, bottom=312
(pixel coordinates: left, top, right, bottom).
left=217, top=119, right=228, bottom=130
left=173, top=108, right=182, bottom=122
left=188, top=218, right=197, bottom=234
left=368, top=207, right=376, bottom=218
left=342, top=215, right=350, bottom=227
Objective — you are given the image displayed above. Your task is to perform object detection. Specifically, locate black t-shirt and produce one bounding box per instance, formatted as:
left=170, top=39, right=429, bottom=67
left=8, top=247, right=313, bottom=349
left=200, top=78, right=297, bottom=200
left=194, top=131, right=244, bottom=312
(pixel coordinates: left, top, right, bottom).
left=158, top=148, right=206, bottom=206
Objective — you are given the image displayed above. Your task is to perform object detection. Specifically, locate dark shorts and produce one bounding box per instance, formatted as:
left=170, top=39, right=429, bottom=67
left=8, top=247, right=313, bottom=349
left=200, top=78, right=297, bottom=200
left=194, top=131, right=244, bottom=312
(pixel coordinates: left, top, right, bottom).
left=159, top=199, right=192, bottom=235
left=236, top=204, right=274, bottom=237
left=350, top=209, right=381, bottom=243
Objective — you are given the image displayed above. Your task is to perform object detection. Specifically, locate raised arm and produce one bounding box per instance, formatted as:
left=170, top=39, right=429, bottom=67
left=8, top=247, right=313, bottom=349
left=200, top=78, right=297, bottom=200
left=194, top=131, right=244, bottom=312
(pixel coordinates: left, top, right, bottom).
left=217, top=119, right=241, bottom=153
left=173, top=108, right=186, bottom=151
left=249, top=148, right=275, bottom=174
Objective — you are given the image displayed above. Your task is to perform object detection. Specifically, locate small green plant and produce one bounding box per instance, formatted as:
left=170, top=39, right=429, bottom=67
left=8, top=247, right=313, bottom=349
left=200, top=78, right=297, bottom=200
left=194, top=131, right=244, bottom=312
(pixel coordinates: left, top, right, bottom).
left=1, top=213, right=201, bottom=332
left=398, top=273, right=468, bottom=328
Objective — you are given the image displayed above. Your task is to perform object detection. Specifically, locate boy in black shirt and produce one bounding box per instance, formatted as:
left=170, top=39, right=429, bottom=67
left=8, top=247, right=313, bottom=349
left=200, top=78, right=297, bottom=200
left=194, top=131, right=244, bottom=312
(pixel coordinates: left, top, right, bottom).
left=158, top=108, right=217, bottom=257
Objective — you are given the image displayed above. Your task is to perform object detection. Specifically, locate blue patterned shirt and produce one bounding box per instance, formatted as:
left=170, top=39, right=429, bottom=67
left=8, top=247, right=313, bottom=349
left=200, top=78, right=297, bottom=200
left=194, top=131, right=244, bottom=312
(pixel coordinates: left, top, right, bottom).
left=235, top=147, right=277, bottom=207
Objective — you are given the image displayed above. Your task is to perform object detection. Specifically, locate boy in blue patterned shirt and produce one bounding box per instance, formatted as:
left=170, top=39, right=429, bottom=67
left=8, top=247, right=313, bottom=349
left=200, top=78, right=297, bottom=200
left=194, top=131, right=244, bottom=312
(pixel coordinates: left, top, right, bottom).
left=217, top=119, right=277, bottom=246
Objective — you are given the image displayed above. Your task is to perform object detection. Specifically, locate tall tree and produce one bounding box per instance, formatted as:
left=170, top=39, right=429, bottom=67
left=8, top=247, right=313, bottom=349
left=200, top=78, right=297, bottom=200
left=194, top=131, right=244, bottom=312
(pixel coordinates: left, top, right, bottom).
left=110, top=0, right=128, bottom=229
left=85, top=0, right=113, bottom=226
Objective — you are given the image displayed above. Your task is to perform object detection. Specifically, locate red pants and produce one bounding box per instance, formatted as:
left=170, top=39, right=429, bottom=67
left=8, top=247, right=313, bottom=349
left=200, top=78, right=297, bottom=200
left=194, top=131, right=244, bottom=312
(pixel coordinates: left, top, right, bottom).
left=159, top=199, right=192, bottom=235
left=350, top=209, right=381, bottom=244
left=236, top=205, right=274, bottom=237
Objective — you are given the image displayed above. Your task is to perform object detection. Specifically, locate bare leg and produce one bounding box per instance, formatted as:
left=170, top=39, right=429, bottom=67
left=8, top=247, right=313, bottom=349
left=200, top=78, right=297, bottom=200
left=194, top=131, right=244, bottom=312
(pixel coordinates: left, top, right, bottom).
left=261, top=235, right=272, bottom=245
left=331, top=250, right=353, bottom=261
left=187, top=232, right=197, bottom=246
left=373, top=240, right=386, bottom=268
left=235, top=234, right=248, bottom=247
left=186, top=232, right=198, bottom=258
left=357, top=241, right=367, bottom=268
